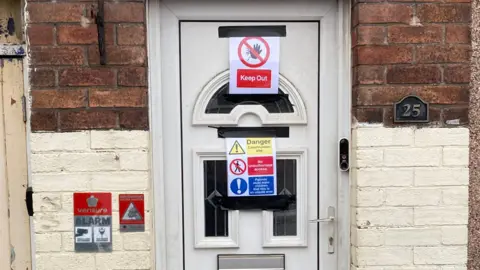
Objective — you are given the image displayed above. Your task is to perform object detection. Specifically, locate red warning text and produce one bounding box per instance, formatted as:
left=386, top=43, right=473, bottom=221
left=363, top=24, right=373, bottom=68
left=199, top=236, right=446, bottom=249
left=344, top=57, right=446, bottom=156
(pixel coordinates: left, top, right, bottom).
left=248, top=156, right=274, bottom=175
left=237, top=69, right=272, bottom=88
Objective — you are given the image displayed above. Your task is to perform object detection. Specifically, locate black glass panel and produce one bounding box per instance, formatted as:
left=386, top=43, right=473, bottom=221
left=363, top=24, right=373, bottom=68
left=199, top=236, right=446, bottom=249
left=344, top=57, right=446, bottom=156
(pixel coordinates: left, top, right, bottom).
left=205, top=84, right=294, bottom=114
left=273, top=159, right=297, bottom=236
left=203, top=159, right=297, bottom=237
left=204, top=160, right=229, bottom=237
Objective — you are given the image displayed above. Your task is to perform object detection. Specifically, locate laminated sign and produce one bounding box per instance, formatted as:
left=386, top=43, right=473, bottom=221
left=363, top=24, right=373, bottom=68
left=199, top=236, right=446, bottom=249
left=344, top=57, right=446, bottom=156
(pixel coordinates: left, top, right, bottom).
left=73, top=192, right=112, bottom=252
left=229, top=36, right=280, bottom=94
left=226, top=138, right=277, bottom=197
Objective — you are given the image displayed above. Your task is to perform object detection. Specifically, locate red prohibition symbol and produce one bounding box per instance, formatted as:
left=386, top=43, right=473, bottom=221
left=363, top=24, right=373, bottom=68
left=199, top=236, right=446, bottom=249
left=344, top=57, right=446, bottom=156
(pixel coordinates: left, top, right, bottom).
left=229, top=159, right=247, bottom=175
left=238, top=37, right=270, bottom=68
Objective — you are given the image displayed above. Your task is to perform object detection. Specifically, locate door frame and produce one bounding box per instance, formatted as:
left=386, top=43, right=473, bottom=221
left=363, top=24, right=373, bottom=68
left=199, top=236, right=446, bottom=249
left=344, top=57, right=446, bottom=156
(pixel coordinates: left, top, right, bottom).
left=146, top=1, right=352, bottom=269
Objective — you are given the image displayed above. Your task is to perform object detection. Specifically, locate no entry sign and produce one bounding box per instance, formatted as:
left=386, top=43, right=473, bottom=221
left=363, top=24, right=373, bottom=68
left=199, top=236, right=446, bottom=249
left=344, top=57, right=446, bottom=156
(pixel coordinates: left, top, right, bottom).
left=229, top=36, right=280, bottom=94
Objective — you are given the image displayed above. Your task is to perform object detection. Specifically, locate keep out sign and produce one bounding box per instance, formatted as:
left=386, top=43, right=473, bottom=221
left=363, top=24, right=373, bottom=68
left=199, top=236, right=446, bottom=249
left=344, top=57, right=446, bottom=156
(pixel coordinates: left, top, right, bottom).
left=229, top=36, right=280, bottom=94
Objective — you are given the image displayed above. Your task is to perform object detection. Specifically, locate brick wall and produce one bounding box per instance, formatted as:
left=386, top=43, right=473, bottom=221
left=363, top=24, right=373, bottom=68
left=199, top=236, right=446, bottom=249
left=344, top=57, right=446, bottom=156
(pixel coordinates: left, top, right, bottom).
left=351, top=127, right=469, bottom=269
left=352, top=1, right=471, bottom=126
left=26, top=1, right=148, bottom=132
left=31, top=131, right=152, bottom=269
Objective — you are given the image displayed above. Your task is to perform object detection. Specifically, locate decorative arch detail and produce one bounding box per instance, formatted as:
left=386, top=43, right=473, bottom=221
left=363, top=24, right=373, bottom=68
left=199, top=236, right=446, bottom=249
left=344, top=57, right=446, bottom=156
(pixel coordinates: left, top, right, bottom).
left=192, top=70, right=308, bottom=126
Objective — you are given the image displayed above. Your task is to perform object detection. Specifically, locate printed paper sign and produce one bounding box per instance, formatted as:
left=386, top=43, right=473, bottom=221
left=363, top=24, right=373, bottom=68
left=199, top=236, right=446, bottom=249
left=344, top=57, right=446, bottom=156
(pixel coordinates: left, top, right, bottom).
left=73, top=192, right=112, bottom=252
left=229, top=36, right=280, bottom=94
left=226, top=138, right=276, bottom=197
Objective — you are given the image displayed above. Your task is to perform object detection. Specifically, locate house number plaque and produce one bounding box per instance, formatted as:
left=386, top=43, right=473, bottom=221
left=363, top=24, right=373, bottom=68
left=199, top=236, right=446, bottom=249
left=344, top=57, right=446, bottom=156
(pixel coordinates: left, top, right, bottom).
left=394, top=95, right=429, bottom=123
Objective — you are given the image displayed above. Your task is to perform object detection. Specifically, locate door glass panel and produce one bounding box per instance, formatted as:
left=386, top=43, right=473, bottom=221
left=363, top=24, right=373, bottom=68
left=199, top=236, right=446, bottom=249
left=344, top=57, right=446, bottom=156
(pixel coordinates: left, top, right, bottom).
left=204, top=160, right=229, bottom=237
left=205, top=84, right=294, bottom=114
left=273, top=159, right=297, bottom=236
left=203, top=159, right=298, bottom=238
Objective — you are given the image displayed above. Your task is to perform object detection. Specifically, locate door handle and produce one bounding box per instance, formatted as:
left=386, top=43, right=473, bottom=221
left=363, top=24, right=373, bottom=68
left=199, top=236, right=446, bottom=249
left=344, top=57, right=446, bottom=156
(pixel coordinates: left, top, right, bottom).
left=309, top=206, right=335, bottom=223
left=309, top=206, right=335, bottom=254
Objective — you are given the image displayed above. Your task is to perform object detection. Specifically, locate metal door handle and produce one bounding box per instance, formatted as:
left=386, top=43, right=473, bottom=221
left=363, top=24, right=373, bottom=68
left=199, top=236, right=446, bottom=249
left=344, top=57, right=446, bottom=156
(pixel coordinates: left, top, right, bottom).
left=309, top=206, right=335, bottom=223
left=309, top=216, right=334, bottom=223
left=309, top=206, right=335, bottom=254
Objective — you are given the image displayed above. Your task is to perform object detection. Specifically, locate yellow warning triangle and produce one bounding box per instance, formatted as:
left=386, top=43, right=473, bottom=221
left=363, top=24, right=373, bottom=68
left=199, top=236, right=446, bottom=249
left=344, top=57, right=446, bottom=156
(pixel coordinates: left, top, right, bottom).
left=229, top=140, right=245, bottom=155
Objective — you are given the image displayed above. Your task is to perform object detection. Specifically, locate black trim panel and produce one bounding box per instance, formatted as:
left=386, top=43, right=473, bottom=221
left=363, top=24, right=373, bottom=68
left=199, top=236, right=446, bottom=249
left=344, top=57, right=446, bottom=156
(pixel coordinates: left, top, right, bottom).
left=218, top=25, right=287, bottom=38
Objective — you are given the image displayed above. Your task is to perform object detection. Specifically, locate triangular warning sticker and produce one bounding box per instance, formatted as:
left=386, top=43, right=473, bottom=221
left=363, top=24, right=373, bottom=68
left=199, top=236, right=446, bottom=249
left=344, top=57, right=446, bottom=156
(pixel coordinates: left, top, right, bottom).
left=229, top=140, right=245, bottom=155
left=121, top=202, right=143, bottom=221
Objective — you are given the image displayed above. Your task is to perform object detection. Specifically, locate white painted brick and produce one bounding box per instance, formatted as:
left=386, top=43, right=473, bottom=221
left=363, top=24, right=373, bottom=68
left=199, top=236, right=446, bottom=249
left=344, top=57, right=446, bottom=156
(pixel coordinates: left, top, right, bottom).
left=415, top=207, right=468, bottom=225
left=91, top=172, right=149, bottom=191
left=442, top=226, right=468, bottom=245
left=32, top=152, right=121, bottom=172
left=357, top=168, right=414, bottom=187
left=36, top=253, right=95, bottom=270
left=123, top=232, right=151, bottom=250
left=441, top=266, right=467, bottom=270
left=385, top=188, right=441, bottom=206
left=34, top=212, right=73, bottom=232
left=354, top=267, right=441, bottom=270
left=95, top=251, right=151, bottom=269
left=443, top=147, right=469, bottom=166
left=119, top=151, right=149, bottom=171
left=356, top=188, right=384, bottom=206
left=356, top=128, right=413, bottom=147
left=415, top=168, right=468, bottom=186
left=414, top=246, right=467, bottom=265
left=33, top=173, right=90, bottom=192
left=33, top=193, right=62, bottom=212
left=61, top=193, right=73, bottom=212
left=31, top=132, right=90, bottom=152
left=356, top=149, right=384, bottom=167
left=443, top=187, right=468, bottom=205
left=356, top=208, right=413, bottom=227
left=354, top=228, right=384, bottom=247
left=385, top=228, right=441, bottom=246
left=31, top=153, right=64, bottom=172
left=91, top=130, right=149, bottom=149
left=384, top=147, right=442, bottom=167
left=35, top=233, right=62, bottom=252
left=356, top=247, right=413, bottom=266
left=414, top=128, right=468, bottom=146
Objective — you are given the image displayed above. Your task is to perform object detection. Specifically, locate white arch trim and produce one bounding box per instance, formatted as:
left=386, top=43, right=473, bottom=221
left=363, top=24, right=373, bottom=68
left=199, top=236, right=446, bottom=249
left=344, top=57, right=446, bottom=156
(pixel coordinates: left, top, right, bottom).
left=192, top=70, right=308, bottom=126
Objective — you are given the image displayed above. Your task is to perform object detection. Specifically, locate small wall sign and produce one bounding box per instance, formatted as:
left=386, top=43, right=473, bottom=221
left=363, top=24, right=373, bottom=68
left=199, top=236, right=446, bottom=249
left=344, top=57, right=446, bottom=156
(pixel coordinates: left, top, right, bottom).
left=394, top=95, right=429, bottom=123
left=73, top=192, right=112, bottom=252
left=119, top=194, right=145, bottom=232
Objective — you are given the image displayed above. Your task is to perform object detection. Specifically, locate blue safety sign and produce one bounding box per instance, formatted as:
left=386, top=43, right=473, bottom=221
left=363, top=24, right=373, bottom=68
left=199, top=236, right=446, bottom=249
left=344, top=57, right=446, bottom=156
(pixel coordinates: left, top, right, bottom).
left=230, top=178, right=248, bottom=195
left=248, top=176, right=274, bottom=195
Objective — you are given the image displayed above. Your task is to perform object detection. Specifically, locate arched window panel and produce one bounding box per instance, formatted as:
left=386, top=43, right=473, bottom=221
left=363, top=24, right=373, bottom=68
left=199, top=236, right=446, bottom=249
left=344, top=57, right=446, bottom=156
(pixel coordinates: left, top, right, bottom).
left=192, top=70, right=308, bottom=126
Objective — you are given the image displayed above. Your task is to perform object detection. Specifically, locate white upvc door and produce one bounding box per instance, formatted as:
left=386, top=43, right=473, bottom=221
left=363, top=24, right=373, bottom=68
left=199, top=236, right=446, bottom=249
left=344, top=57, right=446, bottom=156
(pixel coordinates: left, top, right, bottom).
left=151, top=1, right=348, bottom=269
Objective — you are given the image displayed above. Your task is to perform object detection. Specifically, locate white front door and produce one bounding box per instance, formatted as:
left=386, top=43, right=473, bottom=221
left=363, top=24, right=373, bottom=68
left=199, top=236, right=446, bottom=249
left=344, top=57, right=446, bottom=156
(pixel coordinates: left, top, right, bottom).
left=154, top=1, right=345, bottom=269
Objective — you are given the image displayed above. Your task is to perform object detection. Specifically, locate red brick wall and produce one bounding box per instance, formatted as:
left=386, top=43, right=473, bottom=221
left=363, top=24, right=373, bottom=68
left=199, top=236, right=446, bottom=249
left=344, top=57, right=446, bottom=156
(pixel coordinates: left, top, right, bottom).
left=352, top=1, right=471, bottom=126
left=27, top=1, right=148, bottom=131
left=26, top=1, right=472, bottom=131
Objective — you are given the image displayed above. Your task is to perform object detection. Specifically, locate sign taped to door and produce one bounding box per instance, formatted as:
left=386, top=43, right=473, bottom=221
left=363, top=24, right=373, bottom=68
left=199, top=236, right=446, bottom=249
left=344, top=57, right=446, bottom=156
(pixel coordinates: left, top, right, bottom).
left=226, top=138, right=277, bottom=197
left=73, top=192, right=112, bottom=252
left=229, top=36, right=280, bottom=94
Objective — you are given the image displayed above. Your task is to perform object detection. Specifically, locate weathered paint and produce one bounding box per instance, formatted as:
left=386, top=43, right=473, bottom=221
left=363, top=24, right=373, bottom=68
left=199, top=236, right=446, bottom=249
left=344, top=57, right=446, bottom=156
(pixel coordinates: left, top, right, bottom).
left=0, top=0, right=23, bottom=44
left=0, top=45, right=26, bottom=56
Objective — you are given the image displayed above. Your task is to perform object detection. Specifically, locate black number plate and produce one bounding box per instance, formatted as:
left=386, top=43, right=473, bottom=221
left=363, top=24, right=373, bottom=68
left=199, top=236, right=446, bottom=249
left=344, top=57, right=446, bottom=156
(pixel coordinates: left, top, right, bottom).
left=394, top=95, right=429, bottom=123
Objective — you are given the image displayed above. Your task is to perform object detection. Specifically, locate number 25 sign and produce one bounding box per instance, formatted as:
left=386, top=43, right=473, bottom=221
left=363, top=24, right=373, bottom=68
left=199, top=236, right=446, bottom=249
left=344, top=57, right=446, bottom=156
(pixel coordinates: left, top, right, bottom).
left=394, top=95, right=429, bottom=123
